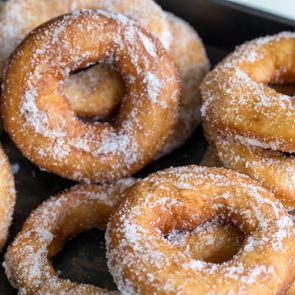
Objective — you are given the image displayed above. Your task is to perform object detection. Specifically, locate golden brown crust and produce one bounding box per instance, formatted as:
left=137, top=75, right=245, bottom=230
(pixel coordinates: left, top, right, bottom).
left=0, top=0, right=171, bottom=122
left=166, top=219, right=244, bottom=264
left=204, top=119, right=295, bottom=211
left=106, top=166, right=295, bottom=294
left=166, top=214, right=295, bottom=294
left=156, top=13, right=209, bottom=156
left=201, top=32, right=295, bottom=153
left=0, top=145, right=16, bottom=250
left=0, top=0, right=171, bottom=81
left=4, top=178, right=136, bottom=294
left=2, top=10, right=179, bottom=183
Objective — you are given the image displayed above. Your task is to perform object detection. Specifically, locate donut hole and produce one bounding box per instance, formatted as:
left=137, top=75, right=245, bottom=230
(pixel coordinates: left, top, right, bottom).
left=240, top=38, right=295, bottom=86
left=63, top=63, right=125, bottom=122
left=165, top=219, right=245, bottom=264
left=51, top=229, right=117, bottom=291
left=268, top=83, right=295, bottom=96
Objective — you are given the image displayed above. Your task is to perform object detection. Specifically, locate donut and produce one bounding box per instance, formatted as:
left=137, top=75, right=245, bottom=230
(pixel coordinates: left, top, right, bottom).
left=0, top=146, right=16, bottom=250
left=167, top=215, right=295, bottom=294
left=210, top=132, right=295, bottom=210
left=0, top=0, right=171, bottom=121
left=2, top=10, right=179, bottom=182
left=201, top=32, right=295, bottom=153
left=4, top=178, right=136, bottom=294
left=157, top=13, right=209, bottom=156
left=0, top=0, right=171, bottom=80
left=0, top=0, right=208, bottom=155
left=106, top=166, right=295, bottom=294
left=65, top=12, right=209, bottom=155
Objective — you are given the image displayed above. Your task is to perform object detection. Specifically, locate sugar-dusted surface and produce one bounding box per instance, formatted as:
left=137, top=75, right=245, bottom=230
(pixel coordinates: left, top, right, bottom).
left=2, top=10, right=179, bottom=182
left=203, top=116, right=295, bottom=211
left=0, top=116, right=207, bottom=293
left=167, top=218, right=245, bottom=264
left=3, top=178, right=136, bottom=294
left=201, top=32, right=295, bottom=153
left=0, top=0, right=171, bottom=80
left=66, top=12, right=209, bottom=158
left=156, top=13, right=209, bottom=157
left=0, top=146, right=15, bottom=251
left=106, top=166, right=295, bottom=294
left=215, top=134, right=295, bottom=210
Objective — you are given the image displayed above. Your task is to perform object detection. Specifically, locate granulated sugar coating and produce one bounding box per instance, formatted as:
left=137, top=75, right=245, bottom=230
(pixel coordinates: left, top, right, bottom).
left=156, top=13, right=209, bottom=157
left=201, top=32, right=295, bottom=211
left=106, top=166, right=295, bottom=295
left=3, top=178, right=136, bottom=294
left=2, top=10, right=179, bottom=183
left=0, top=0, right=172, bottom=79
left=208, top=128, right=295, bottom=211
left=201, top=32, right=295, bottom=153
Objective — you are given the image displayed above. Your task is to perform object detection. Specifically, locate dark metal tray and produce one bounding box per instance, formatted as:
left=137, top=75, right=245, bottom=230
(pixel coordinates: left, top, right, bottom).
left=0, top=0, right=294, bottom=293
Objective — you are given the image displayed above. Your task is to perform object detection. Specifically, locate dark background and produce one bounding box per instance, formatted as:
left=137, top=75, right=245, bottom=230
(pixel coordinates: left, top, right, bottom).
left=0, top=0, right=294, bottom=293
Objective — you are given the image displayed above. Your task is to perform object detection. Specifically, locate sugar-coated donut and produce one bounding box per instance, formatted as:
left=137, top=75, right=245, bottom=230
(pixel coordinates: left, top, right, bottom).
left=2, top=10, right=179, bottom=183
left=201, top=32, right=295, bottom=153
left=0, top=0, right=171, bottom=120
left=204, top=120, right=295, bottom=210
left=167, top=215, right=295, bottom=294
left=0, top=0, right=171, bottom=80
left=0, top=146, right=16, bottom=251
left=4, top=178, right=136, bottom=294
left=157, top=13, right=209, bottom=156
left=106, top=166, right=295, bottom=294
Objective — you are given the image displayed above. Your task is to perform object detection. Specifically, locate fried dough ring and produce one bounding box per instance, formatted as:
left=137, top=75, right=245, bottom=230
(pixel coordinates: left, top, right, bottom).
left=4, top=178, right=136, bottom=294
left=2, top=10, right=179, bottom=182
left=201, top=32, right=295, bottom=153
left=0, top=0, right=171, bottom=120
left=167, top=215, right=295, bottom=294
left=0, top=0, right=171, bottom=81
left=0, top=145, right=16, bottom=250
left=106, top=166, right=295, bottom=294
left=66, top=13, right=209, bottom=155
left=64, top=13, right=209, bottom=154
left=204, top=121, right=295, bottom=210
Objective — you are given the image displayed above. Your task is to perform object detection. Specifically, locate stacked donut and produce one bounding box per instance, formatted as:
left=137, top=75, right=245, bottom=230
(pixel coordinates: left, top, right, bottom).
left=201, top=32, right=295, bottom=211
